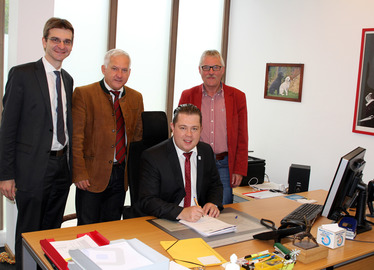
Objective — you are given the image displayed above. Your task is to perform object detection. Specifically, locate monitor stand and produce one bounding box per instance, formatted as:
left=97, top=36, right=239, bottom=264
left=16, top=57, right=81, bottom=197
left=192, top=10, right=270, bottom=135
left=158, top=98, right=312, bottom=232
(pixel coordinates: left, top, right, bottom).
left=354, top=182, right=372, bottom=234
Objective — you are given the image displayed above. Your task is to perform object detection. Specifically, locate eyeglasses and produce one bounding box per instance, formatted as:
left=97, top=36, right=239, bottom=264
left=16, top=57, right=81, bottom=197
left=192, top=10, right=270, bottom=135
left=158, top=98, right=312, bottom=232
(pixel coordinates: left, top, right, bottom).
left=48, top=37, right=73, bottom=46
left=200, top=65, right=222, bottom=71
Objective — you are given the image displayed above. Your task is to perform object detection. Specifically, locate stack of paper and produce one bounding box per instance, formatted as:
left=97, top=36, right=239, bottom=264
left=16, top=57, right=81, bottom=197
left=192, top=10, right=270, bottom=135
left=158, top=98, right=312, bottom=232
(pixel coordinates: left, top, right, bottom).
left=71, top=240, right=153, bottom=269
left=69, top=238, right=169, bottom=270
left=41, top=232, right=169, bottom=270
left=179, top=216, right=236, bottom=237
left=40, top=230, right=110, bottom=270
left=49, top=235, right=99, bottom=261
left=243, top=190, right=284, bottom=199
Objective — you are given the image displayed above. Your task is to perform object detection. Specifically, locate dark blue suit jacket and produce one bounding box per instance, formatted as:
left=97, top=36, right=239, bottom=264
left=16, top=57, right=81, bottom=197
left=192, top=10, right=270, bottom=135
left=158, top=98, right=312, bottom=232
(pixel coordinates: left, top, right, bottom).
left=139, top=138, right=223, bottom=220
left=0, top=58, right=73, bottom=190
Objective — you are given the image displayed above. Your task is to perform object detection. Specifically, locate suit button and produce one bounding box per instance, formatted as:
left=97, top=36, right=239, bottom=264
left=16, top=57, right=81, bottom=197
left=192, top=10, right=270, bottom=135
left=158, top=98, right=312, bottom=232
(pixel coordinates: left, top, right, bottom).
left=109, top=160, right=113, bottom=164
left=112, top=129, right=115, bottom=133
left=111, top=145, right=114, bottom=148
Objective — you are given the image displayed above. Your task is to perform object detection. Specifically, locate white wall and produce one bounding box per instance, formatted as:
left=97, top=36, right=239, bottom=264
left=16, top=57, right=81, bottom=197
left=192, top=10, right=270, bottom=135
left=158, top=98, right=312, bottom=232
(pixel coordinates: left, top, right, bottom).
left=5, top=0, right=374, bottom=246
left=227, top=0, right=374, bottom=190
left=2, top=0, right=54, bottom=249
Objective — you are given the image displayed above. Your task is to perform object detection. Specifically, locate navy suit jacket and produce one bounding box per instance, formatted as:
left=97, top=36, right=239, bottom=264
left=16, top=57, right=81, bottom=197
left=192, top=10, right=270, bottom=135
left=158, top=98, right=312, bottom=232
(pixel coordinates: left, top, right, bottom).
left=139, top=138, right=223, bottom=220
left=0, top=58, right=73, bottom=190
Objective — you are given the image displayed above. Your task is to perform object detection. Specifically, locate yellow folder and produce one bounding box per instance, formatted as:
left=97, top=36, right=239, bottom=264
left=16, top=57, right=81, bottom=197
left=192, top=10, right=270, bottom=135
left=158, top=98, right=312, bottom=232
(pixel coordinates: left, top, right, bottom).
left=160, top=238, right=227, bottom=268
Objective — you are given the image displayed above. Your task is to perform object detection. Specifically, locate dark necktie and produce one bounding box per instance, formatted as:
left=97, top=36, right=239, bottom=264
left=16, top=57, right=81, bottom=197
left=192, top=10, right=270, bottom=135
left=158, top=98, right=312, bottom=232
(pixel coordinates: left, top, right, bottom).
left=110, top=90, right=126, bottom=164
left=53, top=71, right=66, bottom=145
left=183, top=152, right=193, bottom=207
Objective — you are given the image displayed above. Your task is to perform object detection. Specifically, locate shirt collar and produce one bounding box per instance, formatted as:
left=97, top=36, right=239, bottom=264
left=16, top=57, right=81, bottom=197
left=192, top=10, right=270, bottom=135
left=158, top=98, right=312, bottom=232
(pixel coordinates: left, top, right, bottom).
left=202, top=83, right=224, bottom=97
left=172, top=137, right=197, bottom=156
left=104, top=79, right=124, bottom=94
left=42, top=56, right=61, bottom=73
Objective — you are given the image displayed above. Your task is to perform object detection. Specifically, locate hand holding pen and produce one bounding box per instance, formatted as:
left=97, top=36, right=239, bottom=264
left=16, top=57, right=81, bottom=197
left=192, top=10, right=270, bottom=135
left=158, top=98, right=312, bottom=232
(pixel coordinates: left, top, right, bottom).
left=177, top=197, right=204, bottom=222
left=195, top=197, right=220, bottom=218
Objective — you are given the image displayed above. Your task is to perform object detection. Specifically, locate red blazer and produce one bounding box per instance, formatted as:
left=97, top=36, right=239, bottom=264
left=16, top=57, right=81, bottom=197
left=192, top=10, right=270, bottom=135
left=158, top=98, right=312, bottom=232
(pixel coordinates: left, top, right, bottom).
left=179, top=83, right=248, bottom=184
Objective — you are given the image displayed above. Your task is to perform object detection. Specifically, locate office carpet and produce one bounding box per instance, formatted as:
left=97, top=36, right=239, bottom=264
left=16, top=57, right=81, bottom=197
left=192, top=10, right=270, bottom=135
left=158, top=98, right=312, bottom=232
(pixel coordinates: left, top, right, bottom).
left=0, top=248, right=15, bottom=270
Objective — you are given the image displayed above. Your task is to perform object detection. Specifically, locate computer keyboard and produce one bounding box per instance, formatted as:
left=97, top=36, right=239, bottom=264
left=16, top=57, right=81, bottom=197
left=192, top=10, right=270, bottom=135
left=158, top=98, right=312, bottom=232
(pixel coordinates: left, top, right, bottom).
left=281, top=203, right=323, bottom=226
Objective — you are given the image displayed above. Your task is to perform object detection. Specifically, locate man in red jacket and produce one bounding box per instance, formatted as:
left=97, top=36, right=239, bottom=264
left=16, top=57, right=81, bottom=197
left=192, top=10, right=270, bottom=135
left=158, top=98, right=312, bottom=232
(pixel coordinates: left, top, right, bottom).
left=179, top=50, right=248, bottom=204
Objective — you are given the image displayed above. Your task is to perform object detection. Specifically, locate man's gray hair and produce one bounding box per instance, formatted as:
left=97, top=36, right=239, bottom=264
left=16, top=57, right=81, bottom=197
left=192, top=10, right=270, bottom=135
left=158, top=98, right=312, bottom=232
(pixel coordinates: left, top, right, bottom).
left=104, top=49, right=131, bottom=68
left=199, top=50, right=225, bottom=67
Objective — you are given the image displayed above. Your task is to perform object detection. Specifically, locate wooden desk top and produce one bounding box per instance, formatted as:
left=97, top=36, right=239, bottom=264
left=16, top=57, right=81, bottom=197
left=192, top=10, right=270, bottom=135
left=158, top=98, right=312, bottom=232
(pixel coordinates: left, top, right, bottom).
left=232, top=185, right=257, bottom=200
left=22, top=190, right=374, bottom=270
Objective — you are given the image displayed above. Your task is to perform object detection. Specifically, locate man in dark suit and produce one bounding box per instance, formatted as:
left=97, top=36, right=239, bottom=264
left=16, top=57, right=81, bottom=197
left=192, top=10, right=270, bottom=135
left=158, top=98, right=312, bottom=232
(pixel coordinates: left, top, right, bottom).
left=139, top=104, right=223, bottom=222
left=0, top=18, right=74, bottom=268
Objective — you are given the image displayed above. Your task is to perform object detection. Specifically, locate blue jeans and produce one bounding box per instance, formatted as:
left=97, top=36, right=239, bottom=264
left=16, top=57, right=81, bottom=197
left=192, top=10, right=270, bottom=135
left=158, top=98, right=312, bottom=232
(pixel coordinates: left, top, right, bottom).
left=215, top=155, right=233, bottom=204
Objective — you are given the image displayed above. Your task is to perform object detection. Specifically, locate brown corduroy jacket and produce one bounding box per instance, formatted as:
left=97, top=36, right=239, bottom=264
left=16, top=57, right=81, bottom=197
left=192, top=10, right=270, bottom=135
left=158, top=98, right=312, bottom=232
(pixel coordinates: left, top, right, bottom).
left=72, top=80, right=143, bottom=192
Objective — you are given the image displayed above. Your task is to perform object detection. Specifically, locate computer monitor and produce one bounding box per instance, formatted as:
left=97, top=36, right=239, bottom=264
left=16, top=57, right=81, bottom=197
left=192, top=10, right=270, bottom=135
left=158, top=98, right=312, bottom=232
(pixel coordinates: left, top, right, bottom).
left=321, top=147, right=372, bottom=234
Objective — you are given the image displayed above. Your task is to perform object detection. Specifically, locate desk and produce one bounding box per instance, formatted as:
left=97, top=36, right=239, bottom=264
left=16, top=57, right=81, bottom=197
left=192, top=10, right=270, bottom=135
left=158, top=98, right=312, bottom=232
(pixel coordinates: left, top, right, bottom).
left=233, top=185, right=257, bottom=201
left=22, top=190, right=374, bottom=270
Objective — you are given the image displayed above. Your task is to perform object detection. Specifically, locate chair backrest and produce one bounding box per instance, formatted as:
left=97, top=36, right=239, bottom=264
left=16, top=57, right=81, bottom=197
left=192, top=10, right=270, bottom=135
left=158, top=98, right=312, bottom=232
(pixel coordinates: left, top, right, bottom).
left=142, top=111, right=169, bottom=148
left=127, top=111, right=169, bottom=205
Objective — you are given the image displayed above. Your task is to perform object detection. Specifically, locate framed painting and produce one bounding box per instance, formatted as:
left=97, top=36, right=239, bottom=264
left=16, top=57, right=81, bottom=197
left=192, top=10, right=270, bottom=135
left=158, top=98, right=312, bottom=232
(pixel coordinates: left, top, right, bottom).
left=264, top=63, right=304, bottom=102
left=353, top=28, right=374, bottom=135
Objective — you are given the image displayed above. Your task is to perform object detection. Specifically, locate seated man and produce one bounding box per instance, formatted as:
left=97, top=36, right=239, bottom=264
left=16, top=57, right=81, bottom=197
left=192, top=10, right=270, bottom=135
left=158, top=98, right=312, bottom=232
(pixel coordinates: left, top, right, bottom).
left=139, top=104, right=223, bottom=222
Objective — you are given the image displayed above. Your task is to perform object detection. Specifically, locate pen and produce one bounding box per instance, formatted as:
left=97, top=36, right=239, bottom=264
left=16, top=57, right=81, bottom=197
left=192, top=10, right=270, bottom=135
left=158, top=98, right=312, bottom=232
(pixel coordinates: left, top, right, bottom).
left=193, top=197, right=200, bottom=207
left=244, top=250, right=269, bottom=259
left=249, top=254, right=270, bottom=261
left=259, top=255, right=275, bottom=263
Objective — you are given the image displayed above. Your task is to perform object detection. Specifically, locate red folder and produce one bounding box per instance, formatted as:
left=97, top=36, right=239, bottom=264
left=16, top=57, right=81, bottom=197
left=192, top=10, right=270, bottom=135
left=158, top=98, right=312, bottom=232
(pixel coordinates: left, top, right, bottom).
left=40, top=230, right=110, bottom=270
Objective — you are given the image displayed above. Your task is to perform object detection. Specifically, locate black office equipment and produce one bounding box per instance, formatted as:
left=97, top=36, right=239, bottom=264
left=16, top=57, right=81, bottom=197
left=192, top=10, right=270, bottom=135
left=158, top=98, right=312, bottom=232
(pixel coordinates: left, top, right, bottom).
left=367, top=180, right=374, bottom=217
left=253, top=218, right=304, bottom=242
left=240, top=156, right=266, bottom=186
left=280, top=203, right=323, bottom=227
left=288, top=164, right=310, bottom=194
left=321, top=147, right=372, bottom=234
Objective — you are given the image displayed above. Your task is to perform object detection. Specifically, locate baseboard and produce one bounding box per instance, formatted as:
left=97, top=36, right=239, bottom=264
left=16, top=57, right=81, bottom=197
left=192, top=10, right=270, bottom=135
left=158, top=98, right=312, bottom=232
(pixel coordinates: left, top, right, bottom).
left=4, top=243, right=14, bottom=259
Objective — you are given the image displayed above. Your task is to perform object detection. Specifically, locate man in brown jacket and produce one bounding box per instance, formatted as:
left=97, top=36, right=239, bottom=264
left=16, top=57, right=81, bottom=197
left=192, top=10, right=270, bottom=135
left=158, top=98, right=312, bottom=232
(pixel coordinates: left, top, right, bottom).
left=72, top=49, right=143, bottom=225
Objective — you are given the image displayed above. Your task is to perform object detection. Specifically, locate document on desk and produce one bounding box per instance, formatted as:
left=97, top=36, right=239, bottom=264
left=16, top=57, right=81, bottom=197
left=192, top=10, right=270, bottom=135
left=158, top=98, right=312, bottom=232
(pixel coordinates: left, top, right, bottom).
left=149, top=207, right=270, bottom=248
left=70, top=240, right=153, bottom=270
left=49, top=234, right=99, bottom=261
left=179, top=216, right=236, bottom=237
left=243, top=190, right=284, bottom=199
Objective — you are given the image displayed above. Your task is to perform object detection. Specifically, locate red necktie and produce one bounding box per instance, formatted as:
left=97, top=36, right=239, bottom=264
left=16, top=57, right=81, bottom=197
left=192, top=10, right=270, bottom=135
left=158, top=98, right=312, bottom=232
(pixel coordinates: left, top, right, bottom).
left=110, top=91, right=126, bottom=164
left=183, top=152, right=192, bottom=207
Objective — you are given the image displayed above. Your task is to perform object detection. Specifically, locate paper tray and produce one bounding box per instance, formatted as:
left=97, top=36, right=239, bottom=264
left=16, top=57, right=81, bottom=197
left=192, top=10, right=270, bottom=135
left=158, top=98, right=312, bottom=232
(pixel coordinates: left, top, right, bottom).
left=69, top=238, right=169, bottom=270
left=40, top=230, right=109, bottom=270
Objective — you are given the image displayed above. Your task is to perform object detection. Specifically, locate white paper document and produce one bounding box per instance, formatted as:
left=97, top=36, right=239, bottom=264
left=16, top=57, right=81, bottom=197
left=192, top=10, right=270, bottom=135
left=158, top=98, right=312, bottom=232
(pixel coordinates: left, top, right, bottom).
left=244, top=190, right=284, bottom=199
left=79, top=241, right=153, bottom=269
left=179, top=216, right=237, bottom=237
left=50, top=235, right=99, bottom=260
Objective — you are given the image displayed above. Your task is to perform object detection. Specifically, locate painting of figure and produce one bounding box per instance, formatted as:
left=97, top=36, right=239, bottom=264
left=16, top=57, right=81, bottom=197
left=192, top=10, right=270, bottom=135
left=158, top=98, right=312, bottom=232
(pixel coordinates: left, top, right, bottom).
left=353, top=28, right=374, bottom=135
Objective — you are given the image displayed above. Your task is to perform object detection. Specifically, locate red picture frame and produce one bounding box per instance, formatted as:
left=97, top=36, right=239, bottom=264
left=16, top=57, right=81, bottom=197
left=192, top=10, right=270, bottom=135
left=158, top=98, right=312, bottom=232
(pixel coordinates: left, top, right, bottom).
left=353, top=28, right=374, bottom=135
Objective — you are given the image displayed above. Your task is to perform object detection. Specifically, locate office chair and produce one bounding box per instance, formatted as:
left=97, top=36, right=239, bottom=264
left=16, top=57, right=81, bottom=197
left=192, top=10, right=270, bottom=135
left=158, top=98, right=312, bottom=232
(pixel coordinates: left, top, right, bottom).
left=123, top=111, right=169, bottom=219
